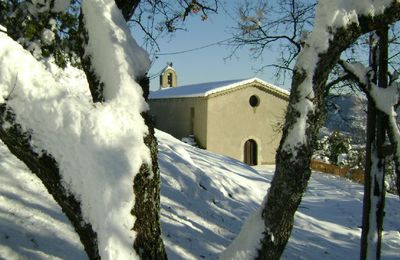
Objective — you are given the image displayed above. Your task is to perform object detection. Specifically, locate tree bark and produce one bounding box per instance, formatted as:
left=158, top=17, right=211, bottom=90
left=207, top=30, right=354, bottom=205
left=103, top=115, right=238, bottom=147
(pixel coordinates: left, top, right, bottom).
left=77, top=11, right=105, bottom=103
left=360, top=33, right=378, bottom=260
left=360, top=26, right=388, bottom=260
left=115, top=0, right=141, bottom=21
left=76, top=3, right=167, bottom=258
left=257, top=27, right=354, bottom=259
left=133, top=77, right=167, bottom=259
left=256, top=2, right=400, bottom=259
left=0, top=105, right=100, bottom=260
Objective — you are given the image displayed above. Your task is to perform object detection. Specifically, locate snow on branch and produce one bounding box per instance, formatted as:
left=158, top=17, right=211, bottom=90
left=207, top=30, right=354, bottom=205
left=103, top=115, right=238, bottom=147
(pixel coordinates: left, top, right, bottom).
left=339, top=59, right=400, bottom=196
left=281, top=0, right=400, bottom=153
left=81, top=0, right=150, bottom=103
left=338, top=60, right=371, bottom=86
left=339, top=59, right=399, bottom=116
left=0, top=6, right=151, bottom=257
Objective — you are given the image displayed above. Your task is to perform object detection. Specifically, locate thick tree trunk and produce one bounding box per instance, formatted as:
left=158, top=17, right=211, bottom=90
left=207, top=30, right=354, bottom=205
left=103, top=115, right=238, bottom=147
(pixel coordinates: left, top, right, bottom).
left=256, top=3, right=400, bottom=258
left=133, top=77, right=167, bottom=259
left=257, top=34, right=347, bottom=259
left=0, top=105, right=100, bottom=260
left=77, top=4, right=167, bottom=258
left=1, top=1, right=165, bottom=258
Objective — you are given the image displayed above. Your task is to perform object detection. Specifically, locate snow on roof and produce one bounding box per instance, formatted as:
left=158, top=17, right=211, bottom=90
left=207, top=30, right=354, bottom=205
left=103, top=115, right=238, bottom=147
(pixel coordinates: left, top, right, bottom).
left=149, top=77, right=290, bottom=100
left=163, top=64, right=175, bottom=72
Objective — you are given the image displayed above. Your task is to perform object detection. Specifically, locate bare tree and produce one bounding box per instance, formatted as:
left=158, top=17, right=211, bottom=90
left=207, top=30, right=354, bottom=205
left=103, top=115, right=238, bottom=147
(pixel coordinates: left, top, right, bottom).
left=127, top=0, right=219, bottom=54
left=228, top=0, right=316, bottom=84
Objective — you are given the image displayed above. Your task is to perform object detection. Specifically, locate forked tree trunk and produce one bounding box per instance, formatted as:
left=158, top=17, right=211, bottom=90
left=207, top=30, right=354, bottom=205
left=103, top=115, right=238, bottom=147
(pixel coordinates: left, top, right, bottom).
left=256, top=3, right=400, bottom=259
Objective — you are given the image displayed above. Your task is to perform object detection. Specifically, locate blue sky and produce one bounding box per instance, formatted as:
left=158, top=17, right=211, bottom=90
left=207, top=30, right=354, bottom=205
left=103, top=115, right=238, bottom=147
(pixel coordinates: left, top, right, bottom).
left=132, top=2, right=289, bottom=92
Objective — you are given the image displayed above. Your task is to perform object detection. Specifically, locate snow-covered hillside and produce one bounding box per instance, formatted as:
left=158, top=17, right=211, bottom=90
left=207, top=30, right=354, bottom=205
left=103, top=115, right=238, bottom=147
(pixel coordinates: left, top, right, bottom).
left=324, top=94, right=367, bottom=142
left=1, top=130, right=399, bottom=259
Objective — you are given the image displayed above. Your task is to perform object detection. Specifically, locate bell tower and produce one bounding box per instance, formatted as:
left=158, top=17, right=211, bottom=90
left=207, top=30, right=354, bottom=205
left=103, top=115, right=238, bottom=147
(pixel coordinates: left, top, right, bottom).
left=160, top=62, right=177, bottom=89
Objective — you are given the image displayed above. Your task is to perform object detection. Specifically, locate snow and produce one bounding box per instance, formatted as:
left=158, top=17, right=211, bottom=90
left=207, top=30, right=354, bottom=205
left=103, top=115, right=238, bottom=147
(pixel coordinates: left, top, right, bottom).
left=1, top=1, right=400, bottom=258
left=341, top=60, right=400, bottom=184
left=342, top=62, right=370, bottom=86
left=1, top=130, right=399, bottom=259
left=367, top=150, right=381, bottom=259
left=41, top=28, right=55, bottom=45
left=164, top=63, right=176, bottom=72
left=341, top=60, right=399, bottom=117
left=0, top=2, right=153, bottom=257
left=82, top=0, right=150, bottom=101
left=219, top=198, right=266, bottom=260
left=370, top=83, right=399, bottom=117
left=149, top=78, right=289, bottom=99
left=0, top=139, right=86, bottom=260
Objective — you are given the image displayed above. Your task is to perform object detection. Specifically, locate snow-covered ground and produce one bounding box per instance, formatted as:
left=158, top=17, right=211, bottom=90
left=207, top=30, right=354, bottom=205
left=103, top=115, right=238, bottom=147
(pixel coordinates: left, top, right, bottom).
left=1, top=130, right=399, bottom=259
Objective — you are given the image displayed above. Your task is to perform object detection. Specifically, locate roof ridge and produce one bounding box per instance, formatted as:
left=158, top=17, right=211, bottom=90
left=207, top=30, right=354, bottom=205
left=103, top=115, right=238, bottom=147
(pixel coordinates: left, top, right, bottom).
left=149, top=77, right=289, bottom=100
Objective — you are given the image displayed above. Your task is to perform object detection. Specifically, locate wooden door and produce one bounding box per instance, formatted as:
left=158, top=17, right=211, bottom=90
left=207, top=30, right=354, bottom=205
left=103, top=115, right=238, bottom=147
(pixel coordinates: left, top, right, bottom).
left=244, top=139, right=257, bottom=165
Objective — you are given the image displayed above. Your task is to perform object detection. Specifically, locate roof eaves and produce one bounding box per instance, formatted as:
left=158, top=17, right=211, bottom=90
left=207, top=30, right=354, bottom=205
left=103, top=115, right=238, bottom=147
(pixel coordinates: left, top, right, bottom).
left=204, top=78, right=290, bottom=99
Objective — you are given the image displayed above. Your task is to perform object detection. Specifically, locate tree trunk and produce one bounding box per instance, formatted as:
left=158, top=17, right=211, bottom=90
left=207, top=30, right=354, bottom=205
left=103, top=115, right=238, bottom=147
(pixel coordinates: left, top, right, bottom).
left=360, top=33, right=378, bottom=260
left=133, top=77, right=167, bottom=259
left=77, top=4, right=167, bottom=258
left=360, top=26, right=388, bottom=260
left=256, top=3, right=400, bottom=258
left=114, top=0, right=141, bottom=21
left=0, top=105, right=100, bottom=259
left=257, top=31, right=349, bottom=258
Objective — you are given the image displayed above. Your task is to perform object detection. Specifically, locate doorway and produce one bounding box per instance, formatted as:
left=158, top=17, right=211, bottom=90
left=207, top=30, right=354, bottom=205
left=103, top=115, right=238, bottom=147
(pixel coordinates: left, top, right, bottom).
left=244, top=139, right=257, bottom=166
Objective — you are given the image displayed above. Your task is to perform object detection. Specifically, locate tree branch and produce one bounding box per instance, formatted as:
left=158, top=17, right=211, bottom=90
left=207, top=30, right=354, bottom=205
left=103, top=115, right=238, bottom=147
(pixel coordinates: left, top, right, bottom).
left=325, top=73, right=352, bottom=91
left=257, top=1, right=400, bottom=258
left=339, top=59, right=400, bottom=197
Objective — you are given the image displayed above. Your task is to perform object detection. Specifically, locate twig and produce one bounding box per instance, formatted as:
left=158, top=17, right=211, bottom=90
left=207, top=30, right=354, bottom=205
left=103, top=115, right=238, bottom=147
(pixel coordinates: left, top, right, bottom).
left=5, top=73, right=18, bottom=101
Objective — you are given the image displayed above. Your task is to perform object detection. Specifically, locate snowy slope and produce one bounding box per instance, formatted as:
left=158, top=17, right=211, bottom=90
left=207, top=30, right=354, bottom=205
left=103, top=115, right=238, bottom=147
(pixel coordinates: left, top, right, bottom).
left=0, top=139, right=86, bottom=259
left=1, top=130, right=399, bottom=259
left=156, top=130, right=268, bottom=259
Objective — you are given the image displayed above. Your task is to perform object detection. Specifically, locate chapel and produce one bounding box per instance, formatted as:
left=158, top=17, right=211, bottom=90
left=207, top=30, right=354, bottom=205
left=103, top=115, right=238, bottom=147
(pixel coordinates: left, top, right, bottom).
left=149, top=64, right=289, bottom=165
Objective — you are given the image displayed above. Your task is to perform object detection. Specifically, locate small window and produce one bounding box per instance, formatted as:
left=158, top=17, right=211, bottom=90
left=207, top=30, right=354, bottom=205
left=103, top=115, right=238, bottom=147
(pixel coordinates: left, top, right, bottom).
left=167, top=73, right=173, bottom=86
left=249, top=95, right=260, bottom=107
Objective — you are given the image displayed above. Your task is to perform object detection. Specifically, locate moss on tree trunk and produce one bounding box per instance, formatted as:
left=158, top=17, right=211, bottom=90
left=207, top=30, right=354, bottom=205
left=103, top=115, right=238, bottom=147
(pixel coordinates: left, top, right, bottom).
left=256, top=3, right=400, bottom=258
left=0, top=104, right=100, bottom=260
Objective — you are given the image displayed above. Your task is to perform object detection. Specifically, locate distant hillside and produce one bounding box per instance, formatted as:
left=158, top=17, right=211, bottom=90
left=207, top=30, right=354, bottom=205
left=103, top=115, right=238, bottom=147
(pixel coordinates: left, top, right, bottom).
left=323, top=94, right=367, bottom=144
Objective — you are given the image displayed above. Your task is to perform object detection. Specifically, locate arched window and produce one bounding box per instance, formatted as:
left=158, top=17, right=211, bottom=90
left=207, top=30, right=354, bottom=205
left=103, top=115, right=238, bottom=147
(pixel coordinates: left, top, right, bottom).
left=244, top=139, right=257, bottom=165
left=167, top=73, right=173, bottom=87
